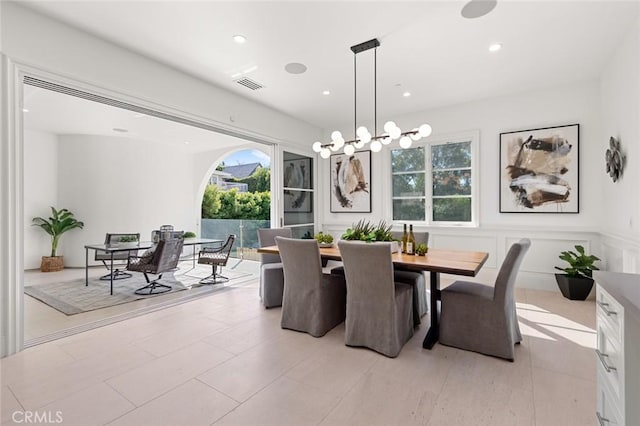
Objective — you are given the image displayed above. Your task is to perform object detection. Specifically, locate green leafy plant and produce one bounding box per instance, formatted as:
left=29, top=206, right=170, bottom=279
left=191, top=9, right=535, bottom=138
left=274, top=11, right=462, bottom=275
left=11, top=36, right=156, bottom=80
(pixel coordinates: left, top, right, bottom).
left=32, top=207, right=84, bottom=257
left=341, top=220, right=394, bottom=242
left=183, top=231, right=197, bottom=239
left=118, top=235, right=139, bottom=243
left=415, top=243, right=428, bottom=256
left=314, top=232, right=334, bottom=244
left=555, top=245, right=600, bottom=278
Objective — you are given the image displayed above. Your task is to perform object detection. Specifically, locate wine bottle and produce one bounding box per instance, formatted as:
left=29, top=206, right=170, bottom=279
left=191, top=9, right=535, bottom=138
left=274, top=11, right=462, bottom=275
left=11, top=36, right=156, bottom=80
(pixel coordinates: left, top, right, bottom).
left=407, top=224, right=415, bottom=255
left=402, top=224, right=408, bottom=253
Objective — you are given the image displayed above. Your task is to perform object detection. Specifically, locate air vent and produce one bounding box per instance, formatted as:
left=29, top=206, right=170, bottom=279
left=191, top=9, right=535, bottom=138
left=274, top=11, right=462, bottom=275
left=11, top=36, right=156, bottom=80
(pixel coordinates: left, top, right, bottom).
left=235, top=77, right=265, bottom=91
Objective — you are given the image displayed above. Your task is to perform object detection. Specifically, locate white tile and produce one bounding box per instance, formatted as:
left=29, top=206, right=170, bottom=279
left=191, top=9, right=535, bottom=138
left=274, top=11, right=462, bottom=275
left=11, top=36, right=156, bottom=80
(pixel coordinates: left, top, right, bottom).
left=216, top=377, right=340, bottom=426
left=8, top=346, right=155, bottom=410
left=1, top=386, right=23, bottom=424
left=532, top=367, right=596, bottom=426
left=35, top=382, right=134, bottom=426
left=203, top=315, right=289, bottom=355
left=106, top=342, right=233, bottom=406
left=0, top=344, right=75, bottom=386
left=109, top=379, right=237, bottom=426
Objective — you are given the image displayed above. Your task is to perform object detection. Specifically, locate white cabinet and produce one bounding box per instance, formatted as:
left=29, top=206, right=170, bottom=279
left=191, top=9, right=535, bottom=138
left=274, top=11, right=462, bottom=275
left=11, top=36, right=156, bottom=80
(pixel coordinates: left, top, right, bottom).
left=594, top=272, right=640, bottom=426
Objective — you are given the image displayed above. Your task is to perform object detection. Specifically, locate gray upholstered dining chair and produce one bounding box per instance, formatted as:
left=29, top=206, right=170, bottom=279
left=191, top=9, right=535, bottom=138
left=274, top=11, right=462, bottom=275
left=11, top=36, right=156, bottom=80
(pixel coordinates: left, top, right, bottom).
left=95, top=233, right=140, bottom=281
left=391, top=230, right=429, bottom=323
left=258, top=227, right=292, bottom=308
left=126, top=235, right=184, bottom=295
left=197, top=234, right=235, bottom=284
left=338, top=240, right=414, bottom=358
left=275, top=236, right=346, bottom=337
left=439, top=238, right=531, bottom=361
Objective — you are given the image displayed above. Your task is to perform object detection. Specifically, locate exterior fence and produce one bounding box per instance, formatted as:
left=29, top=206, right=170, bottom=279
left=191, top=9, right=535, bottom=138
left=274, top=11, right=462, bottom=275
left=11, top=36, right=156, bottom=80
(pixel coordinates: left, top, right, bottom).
left=201, top=219, right=270, bottom=260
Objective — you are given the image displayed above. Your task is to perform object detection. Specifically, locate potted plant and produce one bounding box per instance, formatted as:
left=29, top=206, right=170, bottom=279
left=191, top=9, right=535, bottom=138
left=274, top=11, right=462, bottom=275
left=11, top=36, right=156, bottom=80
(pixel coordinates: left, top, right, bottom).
left=32, top=207, right=84, bottom=272
left=554, top=244, right=600, bottom=300
left=314, top=232, right=334, bottom=248
left=341, top=220, right=398, bottom=252
left=415, top=243, right=429, bottom=256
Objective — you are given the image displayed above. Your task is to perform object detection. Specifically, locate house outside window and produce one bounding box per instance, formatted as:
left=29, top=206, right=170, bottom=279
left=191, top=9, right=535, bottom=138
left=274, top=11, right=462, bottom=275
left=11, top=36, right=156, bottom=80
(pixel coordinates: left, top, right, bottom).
left=391, top=131, right=478, bottom=226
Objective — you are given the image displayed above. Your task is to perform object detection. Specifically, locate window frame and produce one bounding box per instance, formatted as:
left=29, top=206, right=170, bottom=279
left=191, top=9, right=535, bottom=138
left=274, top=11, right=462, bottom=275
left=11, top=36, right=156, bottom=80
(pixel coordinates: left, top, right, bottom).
left=386, top=130, right=479, bottom=227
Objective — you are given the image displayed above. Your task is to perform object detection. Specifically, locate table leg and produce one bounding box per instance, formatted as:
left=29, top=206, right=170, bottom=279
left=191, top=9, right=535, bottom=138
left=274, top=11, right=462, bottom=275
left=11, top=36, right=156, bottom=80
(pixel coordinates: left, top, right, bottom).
left=422, top=271, right=440, bottom=349
left=192, top=244, right=196, bottom=269
left=110, top=252, right=114, bottom=295
left=85, top=247, right=89, bottom=286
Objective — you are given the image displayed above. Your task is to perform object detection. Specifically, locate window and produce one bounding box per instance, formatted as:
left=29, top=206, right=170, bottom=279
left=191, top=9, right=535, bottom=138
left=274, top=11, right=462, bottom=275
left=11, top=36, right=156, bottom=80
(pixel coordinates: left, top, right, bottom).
left=391, top=132, right=478, bottom=225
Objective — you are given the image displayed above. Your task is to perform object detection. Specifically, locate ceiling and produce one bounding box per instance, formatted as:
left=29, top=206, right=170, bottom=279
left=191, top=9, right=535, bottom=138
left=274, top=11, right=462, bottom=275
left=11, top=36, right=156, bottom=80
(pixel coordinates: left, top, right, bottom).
left=23, top=84, right=252, bottom=152
left=19, top=1, right=640, bottom=131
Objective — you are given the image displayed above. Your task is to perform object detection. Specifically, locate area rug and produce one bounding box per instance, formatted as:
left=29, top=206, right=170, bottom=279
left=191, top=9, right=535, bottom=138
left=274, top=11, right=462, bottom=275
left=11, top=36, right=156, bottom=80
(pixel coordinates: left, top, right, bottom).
left=24, top=268, right=254, bottom=316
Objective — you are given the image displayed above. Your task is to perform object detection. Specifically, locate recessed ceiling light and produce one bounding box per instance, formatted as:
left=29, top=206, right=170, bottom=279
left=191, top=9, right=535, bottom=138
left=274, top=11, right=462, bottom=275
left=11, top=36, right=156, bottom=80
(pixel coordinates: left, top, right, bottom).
left=22, top=108, right=29, bottom=113
left=284, top=62, right=307, bottom=74
left=403, top=92, right=411, bottom=98
left=461, top=0, right=497, bottom=19
left=322, top=90, right=331, bottom=96
left=233, top=34, right=247, bottom=44
left=184, top=141, right=190, bottom=145
left=489, top=43, right=502, bottom=52
left=112, top=128, right=128, bottom=133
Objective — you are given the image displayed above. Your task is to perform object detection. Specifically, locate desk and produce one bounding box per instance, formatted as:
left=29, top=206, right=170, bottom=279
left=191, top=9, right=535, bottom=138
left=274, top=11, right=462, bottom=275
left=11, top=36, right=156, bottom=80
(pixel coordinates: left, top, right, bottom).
left=85, top=238, right=222, bottom=295
left=258, top=244, right=489, bottom=349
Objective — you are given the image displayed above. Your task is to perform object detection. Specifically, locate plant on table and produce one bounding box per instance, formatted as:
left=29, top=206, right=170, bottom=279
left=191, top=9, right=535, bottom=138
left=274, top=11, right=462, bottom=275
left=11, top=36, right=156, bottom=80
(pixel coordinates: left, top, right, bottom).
left=554, top=245, right=600, bottom=300
left=415, top=243, right=429, bottom=256
left=314, top=232, right=334, bottom=244
left=341, top=220, right=394, bottom=242
left=183, top=231, right=197, bottom=239
left=118, top=235, right=139, bottom=243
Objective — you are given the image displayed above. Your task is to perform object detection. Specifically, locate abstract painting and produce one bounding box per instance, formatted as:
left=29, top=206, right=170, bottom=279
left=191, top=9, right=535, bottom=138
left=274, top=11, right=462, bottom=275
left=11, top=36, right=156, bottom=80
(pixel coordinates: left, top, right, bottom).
left=283, top=158, right=311, bottom=212
left=500, top=124, right=579, bottom=213
left=330, top=150, right=371, bottom=213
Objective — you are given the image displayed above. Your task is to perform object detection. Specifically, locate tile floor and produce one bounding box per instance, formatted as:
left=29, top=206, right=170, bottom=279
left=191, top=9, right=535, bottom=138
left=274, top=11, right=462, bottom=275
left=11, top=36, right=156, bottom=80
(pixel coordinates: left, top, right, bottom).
left=2, top=275, right=597, bottom=426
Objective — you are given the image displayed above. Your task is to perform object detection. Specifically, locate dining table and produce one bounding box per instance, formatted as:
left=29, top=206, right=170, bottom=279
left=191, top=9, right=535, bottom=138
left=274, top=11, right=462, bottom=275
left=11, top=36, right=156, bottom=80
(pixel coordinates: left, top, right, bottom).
left=258, top=243, right=489, bottom=349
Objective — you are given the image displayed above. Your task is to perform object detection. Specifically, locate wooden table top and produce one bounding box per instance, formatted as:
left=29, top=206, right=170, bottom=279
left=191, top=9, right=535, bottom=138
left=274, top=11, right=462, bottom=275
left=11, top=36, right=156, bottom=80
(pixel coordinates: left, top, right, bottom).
left=258, top=244, right=489, bottom=277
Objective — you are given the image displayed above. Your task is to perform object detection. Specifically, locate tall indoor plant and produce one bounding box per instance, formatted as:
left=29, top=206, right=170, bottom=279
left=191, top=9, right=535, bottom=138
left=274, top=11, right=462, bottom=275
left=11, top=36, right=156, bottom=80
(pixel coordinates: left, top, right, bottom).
left=554, top=244, right=600, bottom=300
left=32, top=207, right=84, bottom=272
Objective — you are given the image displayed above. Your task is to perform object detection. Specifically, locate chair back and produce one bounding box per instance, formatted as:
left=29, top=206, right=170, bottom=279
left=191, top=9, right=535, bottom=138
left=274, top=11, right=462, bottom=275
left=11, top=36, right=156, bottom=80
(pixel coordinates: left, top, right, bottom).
left=95, top=233, right=140, bottom=261
left=258, top=228, right=293, bottom=264
left=494, top=238, right=531, bottom=303
left=338, top=241, right=396, bottom=306
left=151, top=236, right=185, bottom=274
left=275, top=237, right=323, bottom=292
left=198, top=234, right=236, bottom=267
left=391, top=231, right=429, bottom=247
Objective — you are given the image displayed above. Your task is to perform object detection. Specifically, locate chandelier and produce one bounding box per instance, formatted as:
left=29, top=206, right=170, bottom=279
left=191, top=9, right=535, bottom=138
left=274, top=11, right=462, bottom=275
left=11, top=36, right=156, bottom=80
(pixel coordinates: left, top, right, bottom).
left=313, top=38, right=432, bottom=159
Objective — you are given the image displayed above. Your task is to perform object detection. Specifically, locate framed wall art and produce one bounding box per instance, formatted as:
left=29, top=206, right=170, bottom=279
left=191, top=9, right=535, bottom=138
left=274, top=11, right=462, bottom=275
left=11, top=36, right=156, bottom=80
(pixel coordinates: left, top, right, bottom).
left=330, top=150, right=371, bottom=213
left=283, top=158, right=312, bottom=212
left=500, top=124, right=579, bottom=213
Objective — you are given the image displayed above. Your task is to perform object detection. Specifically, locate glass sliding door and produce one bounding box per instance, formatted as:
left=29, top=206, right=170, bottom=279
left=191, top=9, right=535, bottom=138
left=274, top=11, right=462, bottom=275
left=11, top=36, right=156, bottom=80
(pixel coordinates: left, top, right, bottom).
left=282, top=151, right=314, bottom=238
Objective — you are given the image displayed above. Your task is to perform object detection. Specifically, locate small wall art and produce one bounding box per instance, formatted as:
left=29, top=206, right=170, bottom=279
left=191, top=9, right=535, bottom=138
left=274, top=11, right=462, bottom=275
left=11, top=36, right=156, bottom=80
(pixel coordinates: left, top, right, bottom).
left=605, top=136, right=624, bottom=182
left=500, top=124, right=579, bottom=213
left=330, top=150, right=371, bottom=213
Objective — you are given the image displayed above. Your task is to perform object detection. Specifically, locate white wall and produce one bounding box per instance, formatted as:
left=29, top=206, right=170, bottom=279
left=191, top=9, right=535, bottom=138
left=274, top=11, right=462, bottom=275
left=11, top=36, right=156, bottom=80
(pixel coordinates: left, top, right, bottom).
left=23, top=129, right=58, bottom=269
left=57, top=135, right=195, bottom=267
left=319, top=81, right=603, bottom=291
left=599, top=16, right=640, bottom=273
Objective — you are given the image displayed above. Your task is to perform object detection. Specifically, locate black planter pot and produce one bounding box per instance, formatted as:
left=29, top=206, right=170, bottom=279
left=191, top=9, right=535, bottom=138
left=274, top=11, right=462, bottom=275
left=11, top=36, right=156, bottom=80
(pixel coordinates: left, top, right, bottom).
left=555, top=274, right=594, bottom=300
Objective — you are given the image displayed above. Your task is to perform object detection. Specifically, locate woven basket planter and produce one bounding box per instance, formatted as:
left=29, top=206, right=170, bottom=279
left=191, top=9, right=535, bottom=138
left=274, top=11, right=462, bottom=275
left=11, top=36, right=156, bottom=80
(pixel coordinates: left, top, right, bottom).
left=41, top=256, right=64, bottom=272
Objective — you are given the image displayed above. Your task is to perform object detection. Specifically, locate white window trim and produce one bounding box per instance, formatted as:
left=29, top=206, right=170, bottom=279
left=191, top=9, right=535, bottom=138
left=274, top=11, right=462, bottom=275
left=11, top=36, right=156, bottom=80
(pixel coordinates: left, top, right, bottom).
left=384, top=129, right=480, bottom=227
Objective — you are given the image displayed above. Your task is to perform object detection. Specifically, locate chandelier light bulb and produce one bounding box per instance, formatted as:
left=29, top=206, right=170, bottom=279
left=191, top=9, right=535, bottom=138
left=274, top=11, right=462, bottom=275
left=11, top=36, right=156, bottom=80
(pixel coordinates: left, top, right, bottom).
left=343, top=144, right=355, bottom=156
left=384, top=121, right=397, bottom=133
left=330, top=143, right=340, bottom=151
left=356, top=126, right=369, bottom=138
left=381, top=133, right=392, bottom=145
left=361, top=132, right=372, bottom=144
left=370, top=140, right=382, bottom=152
left=320, top=148, right=331, bottom=159
left=334, top=138, right=345, bottom=149
left=410, top=129, right=422, bottom=141
left=354, top=140, right=365, bottom=149
left=418, top=124, right=432, bottom=137
left=390, top=127, right=402, bottom=140
left=331, top=130, right=342, bottom=141
left=312, top=141, right=322, bottom=153
left=399, top=136, right=412, bottom=149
